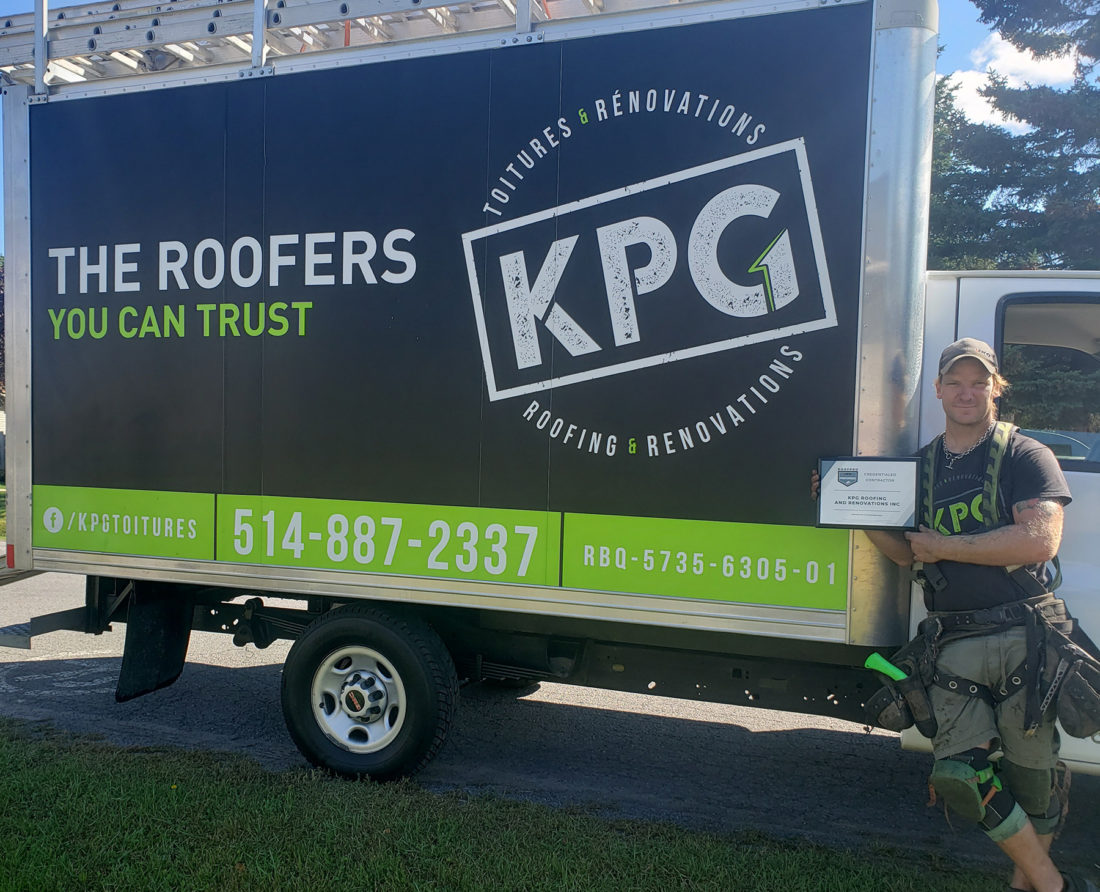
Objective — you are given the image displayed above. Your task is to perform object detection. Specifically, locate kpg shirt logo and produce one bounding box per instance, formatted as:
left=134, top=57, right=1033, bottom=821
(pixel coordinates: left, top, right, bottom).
left=463, top=138, right=837, bottom=401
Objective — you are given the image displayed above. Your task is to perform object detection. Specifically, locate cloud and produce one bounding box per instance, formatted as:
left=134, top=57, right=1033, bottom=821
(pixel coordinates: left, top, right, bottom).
left=946, top=33, right=1076, bottom=132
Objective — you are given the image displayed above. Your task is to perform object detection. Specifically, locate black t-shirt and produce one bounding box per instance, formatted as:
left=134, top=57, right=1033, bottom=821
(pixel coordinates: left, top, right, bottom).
left=924, top=430, right=1072, bottom=611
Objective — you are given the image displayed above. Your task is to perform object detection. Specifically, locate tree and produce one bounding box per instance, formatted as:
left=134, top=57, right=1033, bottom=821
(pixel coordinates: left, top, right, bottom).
left=1001, top=344, right=1100, bottom=433
left=929, top=77, right=1014, bottom=269
left=970, top=0, right=1099, bottom=61
left=978, top=71, right=1100, bottom=269
left=928, top=0, right=1099, bottom=269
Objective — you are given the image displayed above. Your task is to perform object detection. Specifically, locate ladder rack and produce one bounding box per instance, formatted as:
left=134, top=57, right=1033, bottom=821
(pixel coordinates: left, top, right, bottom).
left=0, top=0, right=696, bottom=90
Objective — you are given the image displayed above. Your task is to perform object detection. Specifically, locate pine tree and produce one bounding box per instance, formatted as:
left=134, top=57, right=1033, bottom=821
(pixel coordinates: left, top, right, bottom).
left=969, top=0, right=1099, bottom=61
left=929, top=0, right=1099, bottom=269
left=929, top=77, right=1013, bottom=269
left=979, top=71, right=1100, bottom=268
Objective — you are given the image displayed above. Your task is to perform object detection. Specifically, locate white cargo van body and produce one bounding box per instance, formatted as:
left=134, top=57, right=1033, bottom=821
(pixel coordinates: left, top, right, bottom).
left=1, top=0, right=1097, bottom=777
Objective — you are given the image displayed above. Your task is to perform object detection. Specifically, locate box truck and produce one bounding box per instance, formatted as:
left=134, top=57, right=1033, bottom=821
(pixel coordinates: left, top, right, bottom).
left=1, top=0, right=1097, bottom=778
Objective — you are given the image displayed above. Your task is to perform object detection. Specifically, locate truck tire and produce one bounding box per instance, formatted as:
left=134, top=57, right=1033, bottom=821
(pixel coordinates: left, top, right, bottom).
left=280, top=605, right=458, bottom=780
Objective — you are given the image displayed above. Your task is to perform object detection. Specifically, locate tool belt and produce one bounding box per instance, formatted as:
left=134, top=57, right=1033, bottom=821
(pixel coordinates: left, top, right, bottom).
left=866, top=594, right=1100, bottom=740
left=1044, top=614, right=1100, bottom=740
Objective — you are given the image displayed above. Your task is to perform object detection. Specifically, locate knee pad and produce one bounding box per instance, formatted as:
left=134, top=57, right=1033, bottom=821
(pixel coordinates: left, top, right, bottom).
left=999, top=760, right=1054, bottom=817
left=929, top=749, right=1028, bottom=841
left=1000, top=761, right=1069, bottom=836
left=1028, top=794, right=1063, bottom=836
left=930, top=750, right=998, bottom=823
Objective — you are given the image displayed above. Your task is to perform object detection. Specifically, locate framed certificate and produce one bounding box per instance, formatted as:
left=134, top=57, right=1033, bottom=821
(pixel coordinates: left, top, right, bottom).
left=817, top=456, right=920, bottom=531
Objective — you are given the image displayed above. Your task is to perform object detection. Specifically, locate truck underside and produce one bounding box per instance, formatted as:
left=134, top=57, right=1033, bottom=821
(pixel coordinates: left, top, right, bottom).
left=78, top=578, right=880, bottom=769
left=0, top=576, right=883, bottom=775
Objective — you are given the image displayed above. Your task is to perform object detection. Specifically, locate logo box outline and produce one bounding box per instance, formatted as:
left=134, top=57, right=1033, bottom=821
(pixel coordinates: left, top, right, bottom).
left=462, top=137, right=839, bottom=402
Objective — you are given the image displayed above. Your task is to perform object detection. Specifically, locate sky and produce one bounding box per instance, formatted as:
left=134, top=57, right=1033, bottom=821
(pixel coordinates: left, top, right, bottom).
left=0, top=0, right=1081, bottom=247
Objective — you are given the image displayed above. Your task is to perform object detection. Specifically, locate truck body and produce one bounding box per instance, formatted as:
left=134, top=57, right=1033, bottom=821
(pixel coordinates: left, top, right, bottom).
left=1, top=0, right=1097, bottom=777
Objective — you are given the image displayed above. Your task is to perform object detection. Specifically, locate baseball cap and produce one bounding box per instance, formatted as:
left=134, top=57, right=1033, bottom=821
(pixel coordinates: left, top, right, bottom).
left=938, top=338, right=999, bottom=376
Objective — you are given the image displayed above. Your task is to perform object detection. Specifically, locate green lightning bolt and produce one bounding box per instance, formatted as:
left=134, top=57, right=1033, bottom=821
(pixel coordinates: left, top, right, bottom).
left=748, top=230, right=790, bottom=313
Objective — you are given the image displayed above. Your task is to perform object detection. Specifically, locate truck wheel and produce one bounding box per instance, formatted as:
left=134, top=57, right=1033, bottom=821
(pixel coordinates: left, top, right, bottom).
left=280, top=605, right=457, bottom=780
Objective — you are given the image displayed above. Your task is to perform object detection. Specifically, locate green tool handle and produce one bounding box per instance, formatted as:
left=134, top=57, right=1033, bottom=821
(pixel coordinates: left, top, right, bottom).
left=864, top=652, right=908, bottom=682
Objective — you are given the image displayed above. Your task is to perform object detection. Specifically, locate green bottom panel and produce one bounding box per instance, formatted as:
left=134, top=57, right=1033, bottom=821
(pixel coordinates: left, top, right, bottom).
left=30, top=485, right=847, bottom=610
left=562, top=513, right=849, bottom=609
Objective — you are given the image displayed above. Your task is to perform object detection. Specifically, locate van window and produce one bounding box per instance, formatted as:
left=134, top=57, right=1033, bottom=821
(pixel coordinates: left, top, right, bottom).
left=998, top=298, right=1100, bottom=467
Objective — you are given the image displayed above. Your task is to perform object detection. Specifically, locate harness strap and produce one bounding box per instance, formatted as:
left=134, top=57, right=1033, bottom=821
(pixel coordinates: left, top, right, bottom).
left=983, top=421, right=1013, bottom=528
left=1048, top=557, right=1063, bottom=593
left=933, top=658, right=1029, bottom=707
left=1024, top=600, right=1047, bottom=734
left=933, top=594, right=1065, bottom=632
left=920, top=436, right=938, bottom=530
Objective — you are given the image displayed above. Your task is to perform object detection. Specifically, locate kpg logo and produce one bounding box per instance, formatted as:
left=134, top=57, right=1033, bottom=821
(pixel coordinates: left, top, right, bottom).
left=463, top=138, right=838, bottom=402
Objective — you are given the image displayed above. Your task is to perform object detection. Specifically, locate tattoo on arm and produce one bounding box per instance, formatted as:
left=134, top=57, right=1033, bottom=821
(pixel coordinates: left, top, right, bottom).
left=1011, top=499, right=1064, bottom=556
left=1013, top=498, right=1060, bottom=521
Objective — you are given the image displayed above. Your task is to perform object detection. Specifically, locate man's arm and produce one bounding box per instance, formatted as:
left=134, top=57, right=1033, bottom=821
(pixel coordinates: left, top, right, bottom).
left=865, top=530, right=915, bottom=567
left=904, top=498, right=1064, bottom=566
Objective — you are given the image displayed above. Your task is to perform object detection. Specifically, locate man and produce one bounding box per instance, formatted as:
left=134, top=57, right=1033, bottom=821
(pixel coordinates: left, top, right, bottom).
left=815, top=338, right=1094, bottom=892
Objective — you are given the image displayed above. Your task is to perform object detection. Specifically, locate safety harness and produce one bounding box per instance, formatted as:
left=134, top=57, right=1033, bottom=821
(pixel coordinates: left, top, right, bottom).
left=868, top=424, right=1099, bottom=741
left=918, top=596, right=1070, bottom=736
left=913, top=421, right=1064, bottom=736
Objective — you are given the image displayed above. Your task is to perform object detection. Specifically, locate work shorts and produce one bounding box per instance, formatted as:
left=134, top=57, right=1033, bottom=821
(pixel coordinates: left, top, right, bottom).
left=928, top=626, right=1060, bottom=769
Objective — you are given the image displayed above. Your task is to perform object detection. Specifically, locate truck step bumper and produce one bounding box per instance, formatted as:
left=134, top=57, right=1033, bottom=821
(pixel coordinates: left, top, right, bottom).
left=0, top=608, right=91, bottom=650
left=0, top=622, right=33, bottom=649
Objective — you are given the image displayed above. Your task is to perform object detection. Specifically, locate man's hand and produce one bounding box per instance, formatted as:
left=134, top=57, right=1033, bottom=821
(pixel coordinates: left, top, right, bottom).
left=904, top=525, right=946, bottom=563
left=810, top=469, right=820, bottom=501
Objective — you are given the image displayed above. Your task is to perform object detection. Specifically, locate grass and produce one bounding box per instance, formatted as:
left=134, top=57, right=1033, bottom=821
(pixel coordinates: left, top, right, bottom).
left=0, top=718, right=1005, bottom=892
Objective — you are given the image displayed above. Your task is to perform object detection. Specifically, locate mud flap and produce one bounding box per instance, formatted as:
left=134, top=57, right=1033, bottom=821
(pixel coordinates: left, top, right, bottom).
left=116, top=583, right=193, bottom=702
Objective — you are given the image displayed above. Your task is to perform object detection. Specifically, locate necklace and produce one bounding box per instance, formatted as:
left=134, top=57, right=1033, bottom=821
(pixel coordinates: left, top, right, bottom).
left=942, top=421, right=995, bottom=470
